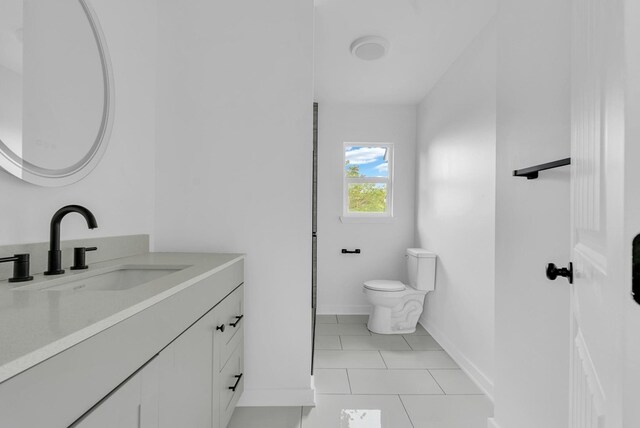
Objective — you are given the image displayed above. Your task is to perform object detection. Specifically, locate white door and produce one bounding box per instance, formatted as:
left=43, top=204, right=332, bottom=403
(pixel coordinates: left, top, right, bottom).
left=569, top=0, right=640, bottom=426
left=622, top=1, right=640, bottom=426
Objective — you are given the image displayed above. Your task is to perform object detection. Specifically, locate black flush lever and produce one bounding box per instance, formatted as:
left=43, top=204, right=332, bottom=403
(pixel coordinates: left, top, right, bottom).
left=546, top=262, right=573, bottom=284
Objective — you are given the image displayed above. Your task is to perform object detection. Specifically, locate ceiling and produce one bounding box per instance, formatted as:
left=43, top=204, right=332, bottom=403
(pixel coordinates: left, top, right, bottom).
left=314, top=0, right=496, bottom=104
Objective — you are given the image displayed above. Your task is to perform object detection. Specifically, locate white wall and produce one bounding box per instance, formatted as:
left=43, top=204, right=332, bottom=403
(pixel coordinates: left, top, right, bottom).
left=0, top=0, right=157, bottom=246
left=493, top=0, right=571, bottom=426
left=154, top=0, right=314, bottom=406
left=317, top=104, right=416, bottom=314
left=415, top=22, right=496, bottom=397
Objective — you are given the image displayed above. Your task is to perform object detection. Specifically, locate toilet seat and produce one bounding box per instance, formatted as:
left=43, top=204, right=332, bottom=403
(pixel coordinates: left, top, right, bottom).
left=363, top=280, right=405, bottom=292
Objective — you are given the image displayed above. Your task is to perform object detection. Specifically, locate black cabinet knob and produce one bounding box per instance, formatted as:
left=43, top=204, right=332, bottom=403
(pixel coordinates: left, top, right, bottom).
left=546, top=262, right=573, bottom=284
left=216, top=324, right=225, bottom=333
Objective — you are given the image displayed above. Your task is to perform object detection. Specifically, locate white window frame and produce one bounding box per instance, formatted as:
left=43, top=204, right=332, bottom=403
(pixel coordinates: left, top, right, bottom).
left=342, top=142, right=394, bottom=219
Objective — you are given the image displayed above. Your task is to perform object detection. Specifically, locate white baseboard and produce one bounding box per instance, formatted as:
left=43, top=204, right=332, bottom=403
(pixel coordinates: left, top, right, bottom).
left=487, top=417, right=500, bottom=428
left=421, top=320, right=494, bottom=401
left=237, top=388, right=316, bottom=407
left=317, top=305, right=370, bottom=315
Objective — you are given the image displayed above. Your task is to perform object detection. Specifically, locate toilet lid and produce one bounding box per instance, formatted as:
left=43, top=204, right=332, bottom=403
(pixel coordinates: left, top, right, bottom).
left=363, top=280, right=405, bottom=292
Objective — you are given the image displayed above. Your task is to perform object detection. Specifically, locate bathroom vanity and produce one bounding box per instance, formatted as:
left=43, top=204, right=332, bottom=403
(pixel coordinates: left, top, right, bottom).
left=0, top=249, right=244, bottom=428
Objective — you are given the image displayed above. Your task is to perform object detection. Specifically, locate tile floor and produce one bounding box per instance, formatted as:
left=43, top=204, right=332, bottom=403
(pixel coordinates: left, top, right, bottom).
left=228, top=314, right=493, bottom=428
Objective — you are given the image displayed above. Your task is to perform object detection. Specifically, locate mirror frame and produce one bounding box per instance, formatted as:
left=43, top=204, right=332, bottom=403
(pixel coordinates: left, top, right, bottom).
left=0, top=0, right=114, bottom=187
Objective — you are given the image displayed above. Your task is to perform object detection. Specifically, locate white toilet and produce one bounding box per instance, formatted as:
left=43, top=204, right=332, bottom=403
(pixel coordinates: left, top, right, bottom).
left=363, top=248, right=437, bottom=334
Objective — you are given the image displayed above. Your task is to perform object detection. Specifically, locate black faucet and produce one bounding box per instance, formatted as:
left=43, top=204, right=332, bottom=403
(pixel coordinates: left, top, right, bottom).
left=44, top=205, right=98, bottom=276
left=0, top=254, right=34, bottom=282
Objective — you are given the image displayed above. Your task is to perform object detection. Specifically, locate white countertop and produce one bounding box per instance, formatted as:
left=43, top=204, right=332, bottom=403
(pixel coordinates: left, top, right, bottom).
left=0, top=252, right=244, bottom=384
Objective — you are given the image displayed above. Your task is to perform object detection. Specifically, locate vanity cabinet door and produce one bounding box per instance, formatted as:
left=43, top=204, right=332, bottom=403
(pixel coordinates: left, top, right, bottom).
left=72, top=357, right=159, bottom=428
left=157, top=308, right=216, bottom=428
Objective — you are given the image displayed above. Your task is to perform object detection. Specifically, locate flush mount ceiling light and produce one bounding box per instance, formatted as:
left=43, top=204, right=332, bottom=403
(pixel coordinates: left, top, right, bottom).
left=350, top=36, right=389, bottom=61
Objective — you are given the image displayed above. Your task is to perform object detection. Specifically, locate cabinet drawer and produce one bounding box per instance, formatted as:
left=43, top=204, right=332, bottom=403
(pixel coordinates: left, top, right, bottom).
left=218, top=344, right=243, bottom=428
left=214, top=285, right=244, bottom=371
left=221, top=327, right=243, bottom=371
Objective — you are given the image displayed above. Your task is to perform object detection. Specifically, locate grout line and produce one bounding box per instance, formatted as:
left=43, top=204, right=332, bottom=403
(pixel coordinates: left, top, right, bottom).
left=317, top=349, right=446, bottom=357
left=337, top=348, right=422, bottom=352
left=315, top=392, right=356, bottom=395
left=314, top=349, right=392, bottom=352
left=316, top=334, right=371, bottom=337
left=345, top=368, right=353, bottom=394
left=405, top=335, right=417, bottom=351
left=316, top=367, right=458, bottom=370
left=380, top=350, right=388, bottom=368
left=426, top=369, right=447, bottom=395
left=309, top=392, right=479, bottom=397
left=401, top=335, right=412, bottom=348
left=316, top=392, right=447, bottom=396
left=398, top=395, right=416, bottom=428
left=430, top=392, right=485, bottom=395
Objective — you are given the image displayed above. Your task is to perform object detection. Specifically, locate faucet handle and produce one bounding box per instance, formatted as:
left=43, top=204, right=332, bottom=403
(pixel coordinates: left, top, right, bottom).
left=0, top=254, right=34, bottom=283
left=70, top=247, right=98, bottom=271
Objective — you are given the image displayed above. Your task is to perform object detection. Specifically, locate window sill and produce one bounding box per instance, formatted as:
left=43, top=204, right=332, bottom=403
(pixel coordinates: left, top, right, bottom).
left=340, top=216, right=395, bottom=224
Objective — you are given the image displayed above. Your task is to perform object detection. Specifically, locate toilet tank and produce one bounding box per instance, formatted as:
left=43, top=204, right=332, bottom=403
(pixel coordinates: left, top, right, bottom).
left=406, top=248, right=437, bottom=291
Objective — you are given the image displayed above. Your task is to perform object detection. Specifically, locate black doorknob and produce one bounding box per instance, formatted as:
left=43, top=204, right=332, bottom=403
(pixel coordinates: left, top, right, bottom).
left=546, top=262, right=573, bottom=284
left=216, top=324, right=225, bottom=333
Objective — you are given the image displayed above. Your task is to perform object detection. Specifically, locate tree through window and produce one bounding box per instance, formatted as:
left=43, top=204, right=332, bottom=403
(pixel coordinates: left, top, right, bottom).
left=343, top=143, right=393, bottom=216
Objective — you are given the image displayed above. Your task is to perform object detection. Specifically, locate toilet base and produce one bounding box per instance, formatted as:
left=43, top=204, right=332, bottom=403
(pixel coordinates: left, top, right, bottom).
left=366, top=297, right=424, bottom=335
left=367, top=322, right=417, bottom=335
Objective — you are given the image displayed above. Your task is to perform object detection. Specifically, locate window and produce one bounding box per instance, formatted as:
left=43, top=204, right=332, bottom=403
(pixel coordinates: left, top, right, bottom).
left=343, top=143, right=393, bottom=217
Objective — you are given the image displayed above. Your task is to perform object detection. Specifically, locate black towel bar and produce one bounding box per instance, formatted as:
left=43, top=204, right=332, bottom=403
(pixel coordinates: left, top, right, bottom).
left=513, top=158, right=571, bottom=179
left=341, top=249, right=361, bottom=254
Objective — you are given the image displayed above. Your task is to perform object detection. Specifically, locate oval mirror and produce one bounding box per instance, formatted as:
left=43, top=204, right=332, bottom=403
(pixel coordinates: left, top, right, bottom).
left=0, top=0, right=113, bottom=186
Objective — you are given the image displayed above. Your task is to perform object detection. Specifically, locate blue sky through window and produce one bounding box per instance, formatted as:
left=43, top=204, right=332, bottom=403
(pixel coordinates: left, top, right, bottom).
left=345, top=146, right=388, bottom=177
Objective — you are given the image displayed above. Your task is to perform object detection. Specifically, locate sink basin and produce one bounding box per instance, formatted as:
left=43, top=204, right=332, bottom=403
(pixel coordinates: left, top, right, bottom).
left=12, top=265, right=189, bottom=292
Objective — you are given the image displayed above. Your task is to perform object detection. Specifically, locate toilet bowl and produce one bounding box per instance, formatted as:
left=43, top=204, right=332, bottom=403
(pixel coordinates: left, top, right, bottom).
left=363, top=249, right=436, bottom=334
